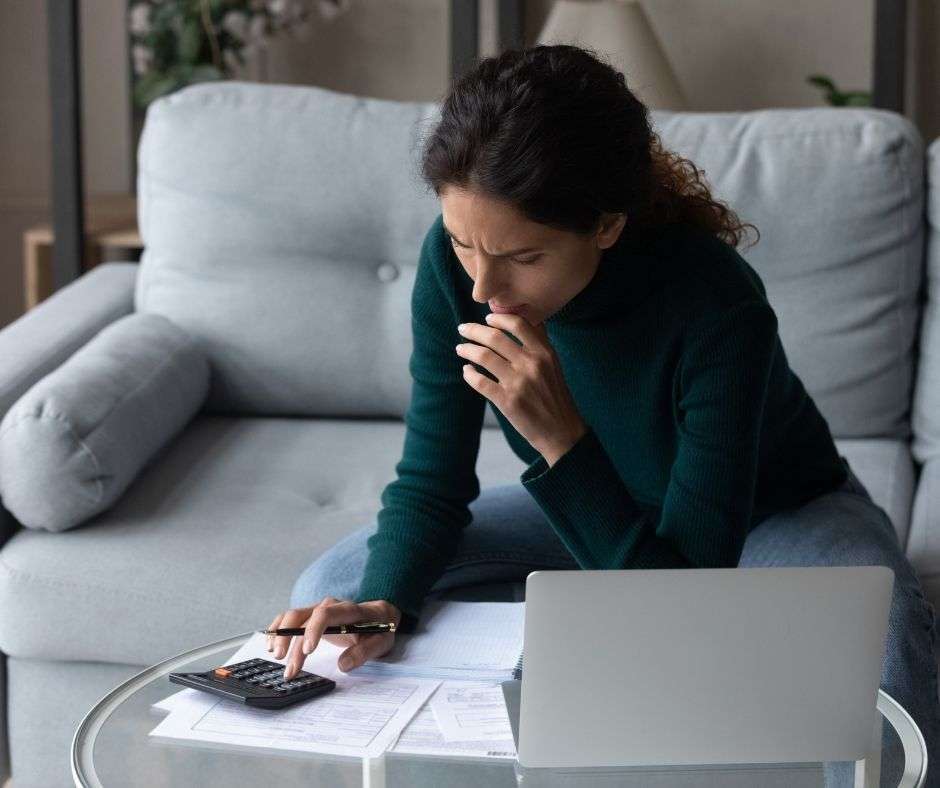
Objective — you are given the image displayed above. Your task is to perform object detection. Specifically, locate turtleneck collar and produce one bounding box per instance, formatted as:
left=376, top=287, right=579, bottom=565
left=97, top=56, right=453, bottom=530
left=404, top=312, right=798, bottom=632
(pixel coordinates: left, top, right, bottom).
left=544, top=224, right=667, bottom=326
left=453, top=221, right=680, bottom=327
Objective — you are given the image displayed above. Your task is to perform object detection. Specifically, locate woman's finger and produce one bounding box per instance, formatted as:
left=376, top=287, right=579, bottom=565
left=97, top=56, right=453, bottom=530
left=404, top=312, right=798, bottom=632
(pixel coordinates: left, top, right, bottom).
left=272, top=607, right=310, bottom=660
left=338, top=633, right=394, bottom=672
left=283, top=600, right=372, bottom=679
left=321, top=632, right=360, bottom=648
left=266, top=612, right=283, bottom=652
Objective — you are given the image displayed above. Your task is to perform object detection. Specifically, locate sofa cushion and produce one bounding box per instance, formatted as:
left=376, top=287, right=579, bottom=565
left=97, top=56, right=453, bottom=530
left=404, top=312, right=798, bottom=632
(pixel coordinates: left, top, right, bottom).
left=908, top=458, right=940, bottom=608
left=0, top=417, right=525, bottom=664
left=912, top=137, right=940, bottom=463
left=0, top=313, right=209, bottom=532
left=655, top=110, right=924, bottom=441
left=135, top=81, right=440, bottom=418
left=0, top=416, right=915, bottom=664
left=833, top=438, right=915, bottom=549
left=136, top=82, right=923, bottom=440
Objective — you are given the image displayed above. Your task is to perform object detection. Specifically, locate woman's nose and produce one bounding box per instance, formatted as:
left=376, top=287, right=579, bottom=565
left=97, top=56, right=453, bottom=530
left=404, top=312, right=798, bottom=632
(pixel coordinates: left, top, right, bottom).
left=471, top=259, right=504, bottom=302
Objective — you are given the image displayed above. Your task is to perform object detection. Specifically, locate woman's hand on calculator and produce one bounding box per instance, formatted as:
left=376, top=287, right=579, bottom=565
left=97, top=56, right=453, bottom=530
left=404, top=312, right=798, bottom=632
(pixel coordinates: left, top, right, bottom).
left=267, top=598, right=402, bottom=680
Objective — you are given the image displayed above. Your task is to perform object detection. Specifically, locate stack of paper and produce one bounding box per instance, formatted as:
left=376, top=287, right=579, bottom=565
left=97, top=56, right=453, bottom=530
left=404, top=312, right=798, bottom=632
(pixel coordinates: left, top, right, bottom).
left=149, top=600, right=522, bottom=761
left=350, top=598, right=524, bottom=681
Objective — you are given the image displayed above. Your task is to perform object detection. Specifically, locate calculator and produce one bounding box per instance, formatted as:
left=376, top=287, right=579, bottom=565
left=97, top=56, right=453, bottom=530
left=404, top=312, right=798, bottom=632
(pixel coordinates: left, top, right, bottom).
left=169, top=657, right=336, bottom=709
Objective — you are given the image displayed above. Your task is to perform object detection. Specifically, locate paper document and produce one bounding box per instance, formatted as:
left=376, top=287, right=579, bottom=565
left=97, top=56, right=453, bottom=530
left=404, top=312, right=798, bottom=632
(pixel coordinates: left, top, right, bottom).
left=149, top=631, right=440, bottom=758
left=151, top=599, right=525, bottom=759
left=351, top=600, right=524, bottom=681
left=155, top=680, right=518, bottom=761
left=389, top=701, right=517, bottom=760
left=428, top=680, right=516, bottom=743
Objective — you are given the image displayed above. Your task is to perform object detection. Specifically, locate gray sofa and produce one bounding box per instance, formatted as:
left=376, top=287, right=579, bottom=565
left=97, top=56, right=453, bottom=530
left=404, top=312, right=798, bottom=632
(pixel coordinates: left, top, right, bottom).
left=0, top=81, right=938, bottom=787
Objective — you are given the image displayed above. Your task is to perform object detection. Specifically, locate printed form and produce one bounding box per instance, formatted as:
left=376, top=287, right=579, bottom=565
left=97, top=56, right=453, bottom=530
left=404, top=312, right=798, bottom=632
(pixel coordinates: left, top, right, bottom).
left=149, top=632, right=440, bottom=758
left=152, top=601, right=524, bottom=760
left=428, top=680, right=516, bottom=743
left=390, top=701, right=516, bottom=760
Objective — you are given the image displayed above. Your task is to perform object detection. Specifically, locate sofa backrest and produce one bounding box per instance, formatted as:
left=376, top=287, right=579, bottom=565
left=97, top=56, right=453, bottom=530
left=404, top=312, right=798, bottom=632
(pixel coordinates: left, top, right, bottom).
left=912, top=138, right=940, bottom=464
left=136, top=81, right=925, bottom=440
left=136, top=82, right=441, bottom=418
left=654, top=109, right=924, bottom=442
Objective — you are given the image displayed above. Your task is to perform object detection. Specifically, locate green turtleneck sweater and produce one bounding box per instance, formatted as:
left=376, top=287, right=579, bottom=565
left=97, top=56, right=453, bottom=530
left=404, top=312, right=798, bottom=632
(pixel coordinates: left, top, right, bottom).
left=353, top=213, right=848, bottom=634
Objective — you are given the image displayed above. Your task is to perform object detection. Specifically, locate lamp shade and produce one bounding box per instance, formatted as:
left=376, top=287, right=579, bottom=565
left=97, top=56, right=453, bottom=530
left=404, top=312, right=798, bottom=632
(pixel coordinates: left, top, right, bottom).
left=537, top=0, right=688, bottom=110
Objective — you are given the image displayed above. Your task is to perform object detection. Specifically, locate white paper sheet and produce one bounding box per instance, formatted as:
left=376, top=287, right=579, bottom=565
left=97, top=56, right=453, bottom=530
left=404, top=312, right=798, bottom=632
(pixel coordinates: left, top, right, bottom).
left=350, top=600, right=524, bottom=681
left=150, top=600, right=524, bottom=760
left=389, top=702, right=517, bottom=760
left=428, top=680, right=516, bottom=743
left=149, top=631, right=440, bottom=758
left=155, top=681, right=519, bottom=759
left=149, top=676, right=440, bottom=758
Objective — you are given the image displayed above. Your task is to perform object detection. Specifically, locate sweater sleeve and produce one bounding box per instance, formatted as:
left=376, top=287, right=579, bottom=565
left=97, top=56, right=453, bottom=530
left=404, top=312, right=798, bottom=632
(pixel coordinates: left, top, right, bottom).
left=353, top=220, right=486, bottom=633
left=520, top=300, right=778, bottom=569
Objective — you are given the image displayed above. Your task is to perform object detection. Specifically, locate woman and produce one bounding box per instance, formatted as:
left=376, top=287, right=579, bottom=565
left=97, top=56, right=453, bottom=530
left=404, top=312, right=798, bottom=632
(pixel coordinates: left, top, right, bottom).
left=269, top=45, right=940, bottom=785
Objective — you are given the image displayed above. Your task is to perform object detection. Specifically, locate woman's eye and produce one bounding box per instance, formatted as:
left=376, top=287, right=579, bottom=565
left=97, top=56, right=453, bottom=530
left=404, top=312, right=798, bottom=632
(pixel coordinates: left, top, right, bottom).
left=448, top=237, right=538, bottom=265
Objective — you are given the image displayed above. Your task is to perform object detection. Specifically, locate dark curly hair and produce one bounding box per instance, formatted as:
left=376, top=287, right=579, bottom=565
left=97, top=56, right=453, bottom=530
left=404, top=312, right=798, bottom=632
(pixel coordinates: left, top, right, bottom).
left=418, top=44, right=759, bottom=251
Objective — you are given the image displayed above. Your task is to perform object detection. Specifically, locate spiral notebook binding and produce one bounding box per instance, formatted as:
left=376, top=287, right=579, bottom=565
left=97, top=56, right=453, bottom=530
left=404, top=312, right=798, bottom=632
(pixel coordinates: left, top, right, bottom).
left=512, top=650, right=523, bottom=680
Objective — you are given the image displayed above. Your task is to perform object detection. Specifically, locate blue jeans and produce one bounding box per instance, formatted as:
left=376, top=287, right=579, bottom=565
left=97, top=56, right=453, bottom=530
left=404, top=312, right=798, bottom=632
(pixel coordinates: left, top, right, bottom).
left=290, top=463, right=940, bottom=787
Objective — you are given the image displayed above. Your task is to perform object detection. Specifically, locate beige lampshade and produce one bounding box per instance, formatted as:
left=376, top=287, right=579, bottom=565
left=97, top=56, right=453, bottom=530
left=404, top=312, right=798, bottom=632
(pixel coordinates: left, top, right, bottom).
left=537, top=0, right=688, bottom=110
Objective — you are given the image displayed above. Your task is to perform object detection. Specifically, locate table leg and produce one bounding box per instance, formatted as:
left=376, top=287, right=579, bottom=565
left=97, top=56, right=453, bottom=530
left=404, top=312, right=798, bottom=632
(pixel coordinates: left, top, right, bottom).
left=855, top=708, right=883, bottom=787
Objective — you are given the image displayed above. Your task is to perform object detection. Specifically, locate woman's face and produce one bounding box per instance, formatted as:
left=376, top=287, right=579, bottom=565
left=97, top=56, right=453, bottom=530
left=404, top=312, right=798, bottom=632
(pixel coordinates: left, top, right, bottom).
left=440, top=186, right=627, bottom=325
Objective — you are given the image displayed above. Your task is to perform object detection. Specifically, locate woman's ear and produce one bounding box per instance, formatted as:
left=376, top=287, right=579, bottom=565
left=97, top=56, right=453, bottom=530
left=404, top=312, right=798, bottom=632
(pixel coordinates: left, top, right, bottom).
left=596, top=211, right=628, bottom=249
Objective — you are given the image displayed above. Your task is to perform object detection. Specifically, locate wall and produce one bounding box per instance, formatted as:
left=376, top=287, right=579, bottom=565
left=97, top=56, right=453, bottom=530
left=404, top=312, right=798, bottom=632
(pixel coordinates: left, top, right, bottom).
left=0, top=0, right=937, bottom=330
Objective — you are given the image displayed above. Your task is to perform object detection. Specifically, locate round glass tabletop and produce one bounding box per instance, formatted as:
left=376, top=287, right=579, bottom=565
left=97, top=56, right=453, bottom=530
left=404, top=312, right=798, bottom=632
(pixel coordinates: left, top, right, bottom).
left=71, top=631, right=928, bottom=788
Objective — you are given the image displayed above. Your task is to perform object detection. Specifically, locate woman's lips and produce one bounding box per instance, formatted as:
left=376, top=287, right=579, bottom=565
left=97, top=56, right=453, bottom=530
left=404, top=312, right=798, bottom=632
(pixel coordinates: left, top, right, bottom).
left=489, top=303, right=527, bottom=314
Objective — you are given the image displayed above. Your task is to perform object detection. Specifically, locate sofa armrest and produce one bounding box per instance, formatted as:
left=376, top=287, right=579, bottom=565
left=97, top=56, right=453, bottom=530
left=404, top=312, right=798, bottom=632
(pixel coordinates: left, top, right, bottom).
left=0, top=262, right=137, bottom=424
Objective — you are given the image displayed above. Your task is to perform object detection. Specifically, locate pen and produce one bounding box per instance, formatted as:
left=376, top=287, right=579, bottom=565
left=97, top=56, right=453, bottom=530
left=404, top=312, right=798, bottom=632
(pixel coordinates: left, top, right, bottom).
left=259, top=621, right=396, bottom=636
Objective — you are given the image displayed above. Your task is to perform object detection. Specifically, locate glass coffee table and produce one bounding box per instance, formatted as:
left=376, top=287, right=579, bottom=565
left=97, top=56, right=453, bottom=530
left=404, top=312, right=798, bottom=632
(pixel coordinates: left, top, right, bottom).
left=72, top=631, right=928, bottom=787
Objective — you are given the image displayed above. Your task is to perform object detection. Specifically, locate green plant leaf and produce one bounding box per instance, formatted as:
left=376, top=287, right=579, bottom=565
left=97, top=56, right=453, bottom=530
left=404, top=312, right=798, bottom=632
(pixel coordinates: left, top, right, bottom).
left=191, top=64, right=223, bottom=82
left=179, top=18, right=204, bottom=65
left=806, top=74, right=837, bottom=91
left=133, top=72, right=180, bottom=108
left=844, top=92, right=872, bottom=106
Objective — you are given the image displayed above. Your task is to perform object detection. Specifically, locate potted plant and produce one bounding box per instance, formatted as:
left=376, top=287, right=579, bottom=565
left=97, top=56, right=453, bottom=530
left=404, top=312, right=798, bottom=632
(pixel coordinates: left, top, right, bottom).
left=806, top=73, right=872, bottom=106
left=129, top=0, right=350, bottom=110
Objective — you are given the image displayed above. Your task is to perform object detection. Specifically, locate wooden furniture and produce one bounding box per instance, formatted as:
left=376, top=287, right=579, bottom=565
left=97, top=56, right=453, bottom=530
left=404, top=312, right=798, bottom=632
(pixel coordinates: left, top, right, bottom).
left=22, top=193, right=142, bottom=310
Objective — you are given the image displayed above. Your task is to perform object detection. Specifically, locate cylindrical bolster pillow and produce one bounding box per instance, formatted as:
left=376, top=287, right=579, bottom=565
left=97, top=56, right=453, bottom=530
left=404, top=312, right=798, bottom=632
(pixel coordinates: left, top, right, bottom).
left=0, top=312, right=209, bottom=532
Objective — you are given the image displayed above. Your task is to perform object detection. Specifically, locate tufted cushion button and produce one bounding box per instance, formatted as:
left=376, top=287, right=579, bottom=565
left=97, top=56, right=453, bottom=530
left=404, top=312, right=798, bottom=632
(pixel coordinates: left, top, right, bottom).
left=376, top=263, right=399, bottom=282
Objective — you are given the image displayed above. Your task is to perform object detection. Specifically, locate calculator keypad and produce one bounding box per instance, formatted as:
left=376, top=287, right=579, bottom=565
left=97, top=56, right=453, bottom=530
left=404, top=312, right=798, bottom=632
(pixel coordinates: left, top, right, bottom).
left=172, top=656, right=336, bottom=709
left=222, top=658, right=332, bottom=693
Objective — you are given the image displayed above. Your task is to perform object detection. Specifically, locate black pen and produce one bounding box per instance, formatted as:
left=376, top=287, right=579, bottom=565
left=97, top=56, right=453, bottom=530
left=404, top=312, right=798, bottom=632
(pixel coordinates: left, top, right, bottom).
left=260, top=620, right=396, bottom=636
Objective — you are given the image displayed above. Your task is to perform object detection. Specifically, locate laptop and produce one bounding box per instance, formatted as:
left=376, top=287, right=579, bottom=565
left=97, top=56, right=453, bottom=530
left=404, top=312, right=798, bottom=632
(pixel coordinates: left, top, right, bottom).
left=501, top=565, right=894, bottom=768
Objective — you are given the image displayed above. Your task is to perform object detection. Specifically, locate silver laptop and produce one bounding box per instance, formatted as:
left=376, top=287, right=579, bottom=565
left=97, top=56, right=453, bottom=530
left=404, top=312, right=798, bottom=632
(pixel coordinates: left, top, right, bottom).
left=511, top=565, right=894, bottom=768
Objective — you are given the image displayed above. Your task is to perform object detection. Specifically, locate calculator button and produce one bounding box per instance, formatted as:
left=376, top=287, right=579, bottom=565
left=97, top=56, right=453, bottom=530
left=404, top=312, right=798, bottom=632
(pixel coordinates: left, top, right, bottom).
left=213, top=667, right=232, bottom=677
